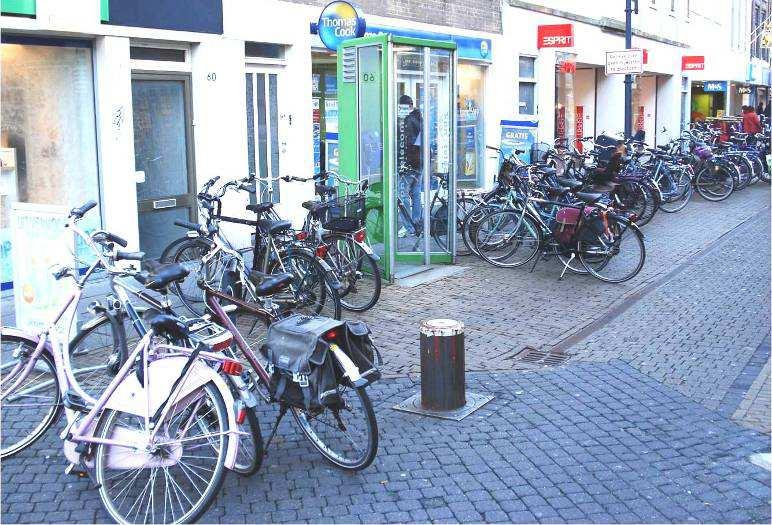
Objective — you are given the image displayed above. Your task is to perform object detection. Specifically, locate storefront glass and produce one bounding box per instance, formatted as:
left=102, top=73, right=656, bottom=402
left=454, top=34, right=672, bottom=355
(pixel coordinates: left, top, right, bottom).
left=457, top=62, right=484, bottom=188
left=554, top=52, right=576, bottom=145
left=1, top=41, right=100, bottom=286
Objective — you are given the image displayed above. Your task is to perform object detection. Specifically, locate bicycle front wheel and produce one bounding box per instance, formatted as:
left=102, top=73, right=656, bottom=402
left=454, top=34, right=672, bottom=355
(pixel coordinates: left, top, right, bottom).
left=658, top=170, right=692, bottom=213
left=695, top=167, right=735, bottom=201
left=326, top=235, right=381, bottom=312
left=94, top=382, right=229, bottom=524
left=474, top=209, right=541, bottom=268
left=1, top=338, right=61, bottom=458
left=577, top=218, right=646, bottom=283
left=291, top=385, right=378, bottom=471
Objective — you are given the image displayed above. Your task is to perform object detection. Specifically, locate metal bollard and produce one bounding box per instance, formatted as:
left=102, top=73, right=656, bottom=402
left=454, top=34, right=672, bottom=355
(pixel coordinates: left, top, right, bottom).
left=420, top=318, right=465, bottom=410
left=393, top=318, right=494, bottom=421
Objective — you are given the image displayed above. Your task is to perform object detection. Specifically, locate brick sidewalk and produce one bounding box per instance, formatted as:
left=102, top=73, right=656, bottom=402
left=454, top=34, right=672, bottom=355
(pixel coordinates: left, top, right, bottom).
left=2, top=363, right=769, bottom=524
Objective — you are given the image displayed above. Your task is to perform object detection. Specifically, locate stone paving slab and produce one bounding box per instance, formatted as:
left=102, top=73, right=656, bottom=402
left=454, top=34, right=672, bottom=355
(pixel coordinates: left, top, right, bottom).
left=570, top=207, right=771, bottom=433
left=2, top=361, right=770, bottom=524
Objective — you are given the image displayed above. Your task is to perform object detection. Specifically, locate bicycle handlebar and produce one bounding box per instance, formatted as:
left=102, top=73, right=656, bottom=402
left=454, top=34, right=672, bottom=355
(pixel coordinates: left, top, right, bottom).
left=70, top=200, right=97, bottom=219
left=174, top=219, right=206, bottom=235
left=115, top=250, right=145, bottom=261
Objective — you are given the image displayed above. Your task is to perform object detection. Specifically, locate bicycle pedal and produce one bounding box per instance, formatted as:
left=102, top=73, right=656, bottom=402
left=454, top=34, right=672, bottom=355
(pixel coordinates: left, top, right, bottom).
left=62, top=390, right=90, bottom=413
left=65, top=463, right=88, bottom=478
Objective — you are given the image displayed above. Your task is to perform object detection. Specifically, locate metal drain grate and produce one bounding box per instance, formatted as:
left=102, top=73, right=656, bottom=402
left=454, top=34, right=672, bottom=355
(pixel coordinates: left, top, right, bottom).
left=507, top=347, right=571, bottom=369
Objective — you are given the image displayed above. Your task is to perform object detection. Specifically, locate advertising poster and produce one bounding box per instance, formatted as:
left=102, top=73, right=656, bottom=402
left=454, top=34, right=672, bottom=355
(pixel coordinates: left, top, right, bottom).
left=313, top=98, right=321, bottom=175
left=11, top=203, right=74, bottom=332
left=325, top=99, right=339, bottom=134
left=312, top=73, right=321, bottom=94
left=500, top=120, right=537, bottom=164
left=326, top=140, right=340, bottom=173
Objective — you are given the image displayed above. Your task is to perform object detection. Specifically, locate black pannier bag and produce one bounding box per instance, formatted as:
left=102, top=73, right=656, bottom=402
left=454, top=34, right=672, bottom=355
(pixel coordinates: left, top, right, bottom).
left=263, top=315, right=381, bottom=410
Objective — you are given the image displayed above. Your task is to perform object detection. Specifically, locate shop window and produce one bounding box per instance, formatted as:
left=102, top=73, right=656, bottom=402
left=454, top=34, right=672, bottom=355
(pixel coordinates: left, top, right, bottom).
left=1, top=40, right=101, bottom=286
left=518, top=55, right=536, bottom=116
left=457, top=63, right=485, bottom=188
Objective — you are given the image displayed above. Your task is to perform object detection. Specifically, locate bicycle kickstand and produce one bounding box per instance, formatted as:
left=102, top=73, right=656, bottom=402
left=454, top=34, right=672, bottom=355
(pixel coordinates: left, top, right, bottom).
left=559, top=252, right=575, bottom=281
left=529, top=250, right=544, bottom=273
left=262, top=404, right=288, bottom=457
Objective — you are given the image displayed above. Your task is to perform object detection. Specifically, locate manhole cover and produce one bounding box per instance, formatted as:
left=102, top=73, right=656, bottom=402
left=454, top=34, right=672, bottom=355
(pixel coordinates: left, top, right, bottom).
left=508, top=347, right=571, bottom=369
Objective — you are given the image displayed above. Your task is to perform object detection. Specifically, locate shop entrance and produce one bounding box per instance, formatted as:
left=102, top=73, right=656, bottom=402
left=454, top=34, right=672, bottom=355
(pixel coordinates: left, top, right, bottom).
left=131, top=74, right=196, bottom=259
left=337, top=35, right=457, bottom=281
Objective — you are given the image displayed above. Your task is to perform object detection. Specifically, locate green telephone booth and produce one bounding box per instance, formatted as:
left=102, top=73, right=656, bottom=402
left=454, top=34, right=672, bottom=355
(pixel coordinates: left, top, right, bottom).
left=337, top=34, right=457, bottom=281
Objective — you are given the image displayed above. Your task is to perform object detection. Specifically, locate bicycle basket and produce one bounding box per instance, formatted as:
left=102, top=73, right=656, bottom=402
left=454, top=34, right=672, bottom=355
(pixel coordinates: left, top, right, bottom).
left=322, top=193, right=366, bottom=232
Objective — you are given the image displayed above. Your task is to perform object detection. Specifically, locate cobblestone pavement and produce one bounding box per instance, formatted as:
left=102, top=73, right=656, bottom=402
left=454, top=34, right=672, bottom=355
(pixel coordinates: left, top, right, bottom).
left=2, top=189, right=770, bottom=523
left=348, top=186, right=770, bottom=377
left=2, top=363, right=769, bottom=524
left=569, top=207, right=771, bottom=433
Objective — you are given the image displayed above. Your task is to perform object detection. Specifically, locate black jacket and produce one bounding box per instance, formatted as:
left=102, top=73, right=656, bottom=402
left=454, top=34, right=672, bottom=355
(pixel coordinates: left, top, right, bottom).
left=400, top=109, right=422, bottom=171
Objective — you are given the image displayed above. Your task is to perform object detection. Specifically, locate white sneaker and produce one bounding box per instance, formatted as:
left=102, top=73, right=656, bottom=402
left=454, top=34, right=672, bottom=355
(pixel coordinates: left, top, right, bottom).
left=398, top=226, right=409, bottom=238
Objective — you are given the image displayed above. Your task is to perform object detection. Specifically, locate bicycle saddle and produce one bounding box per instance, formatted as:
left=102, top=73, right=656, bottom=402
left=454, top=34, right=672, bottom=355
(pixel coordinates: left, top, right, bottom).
left=556, top=177, right=583, bottom=190
left=149, top=314, right=189, bottom=340
left=134, top=263, right=190, bottom=291
left=302, top=200, right=328, bottom=213
left=247, top=270, right=293, bottom=296
left=246, top=202, right=273, bottom=214
left=574, top=192, right=603, bottom=204
left=535, top=165, right=557, bottom=176
left=258, top=219, right=293, bottom=235
left=545, top=185, right=570, bottom=197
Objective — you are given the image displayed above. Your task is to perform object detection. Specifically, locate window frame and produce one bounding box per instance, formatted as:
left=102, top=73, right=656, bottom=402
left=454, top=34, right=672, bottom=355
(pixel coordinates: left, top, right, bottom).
left=517, top=54, right=537, bottom=117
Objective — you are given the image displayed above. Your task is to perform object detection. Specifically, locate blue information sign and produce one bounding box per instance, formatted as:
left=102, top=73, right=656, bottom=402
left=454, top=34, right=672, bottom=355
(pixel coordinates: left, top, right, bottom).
left=500, top=120, right=537, bottom=164
left=703, top=81, right=727, bottom=92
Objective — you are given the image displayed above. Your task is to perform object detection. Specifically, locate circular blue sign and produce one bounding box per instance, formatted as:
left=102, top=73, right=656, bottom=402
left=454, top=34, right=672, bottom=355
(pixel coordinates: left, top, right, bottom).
left=318, top=1, right=366, bottom=51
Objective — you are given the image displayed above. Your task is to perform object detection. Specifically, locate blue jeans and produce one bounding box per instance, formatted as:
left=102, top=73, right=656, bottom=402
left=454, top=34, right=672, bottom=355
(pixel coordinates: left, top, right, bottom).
left=399, top=170, right=423, bottom=234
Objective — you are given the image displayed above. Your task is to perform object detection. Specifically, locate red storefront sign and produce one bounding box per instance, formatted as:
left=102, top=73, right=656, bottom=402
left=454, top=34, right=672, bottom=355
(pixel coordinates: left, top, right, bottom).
left=681, top=55, right=705, bottom=71
left=642, top=49, right=648, bottom=64
left=575, top=105, right=584, bottom=151
left=537, top=24, right=574, bottom=48
left=636, top=106, right=645, bottom=132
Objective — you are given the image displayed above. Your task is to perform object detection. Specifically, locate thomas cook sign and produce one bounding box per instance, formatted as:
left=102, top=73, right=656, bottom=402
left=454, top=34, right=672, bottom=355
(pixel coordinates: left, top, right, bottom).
left=312, top=1, right=366, bottom=51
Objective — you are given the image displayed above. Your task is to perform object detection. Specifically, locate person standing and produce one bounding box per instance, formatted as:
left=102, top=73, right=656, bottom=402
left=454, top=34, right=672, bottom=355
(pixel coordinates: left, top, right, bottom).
left=396, top=94, right=423, bottom=238
left=742, top=105, right=763, bottom=134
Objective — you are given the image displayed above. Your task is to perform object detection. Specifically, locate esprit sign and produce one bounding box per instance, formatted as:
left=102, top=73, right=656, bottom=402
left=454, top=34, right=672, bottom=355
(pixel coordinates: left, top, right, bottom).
left=681, top=55, right=705, bottom=71
left=537, top=24, right=574, bottom=49
left=316, top=1, right=366, bottom=51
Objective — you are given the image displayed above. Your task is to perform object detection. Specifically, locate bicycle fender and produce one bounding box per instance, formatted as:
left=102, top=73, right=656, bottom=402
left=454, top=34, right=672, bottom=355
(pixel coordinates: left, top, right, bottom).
left=103, top=356, right=240, bottom=469
left=0, top=327, right=54, bottom=356
left=355, top=240, right=380, bottom=261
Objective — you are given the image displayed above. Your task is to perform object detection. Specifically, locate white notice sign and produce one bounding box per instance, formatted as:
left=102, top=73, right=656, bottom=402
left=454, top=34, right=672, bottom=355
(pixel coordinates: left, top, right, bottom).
left=605, top=49, right=644, bottom=75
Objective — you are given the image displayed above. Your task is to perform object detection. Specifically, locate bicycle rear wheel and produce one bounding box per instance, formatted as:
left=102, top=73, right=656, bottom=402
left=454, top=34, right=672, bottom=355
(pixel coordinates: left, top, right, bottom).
left=474, top=209, right=541, bottom=268
left=171, top=238, right=219, bottom=316
left=270, top=251, right=342, bottom=320
left=94, top=382, right=229, bottom=524
left=291, top=385, right=377, bottom=471
left=1, top=338, right=61, bottom=458
left=577, top=218, right=645, bottom=283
